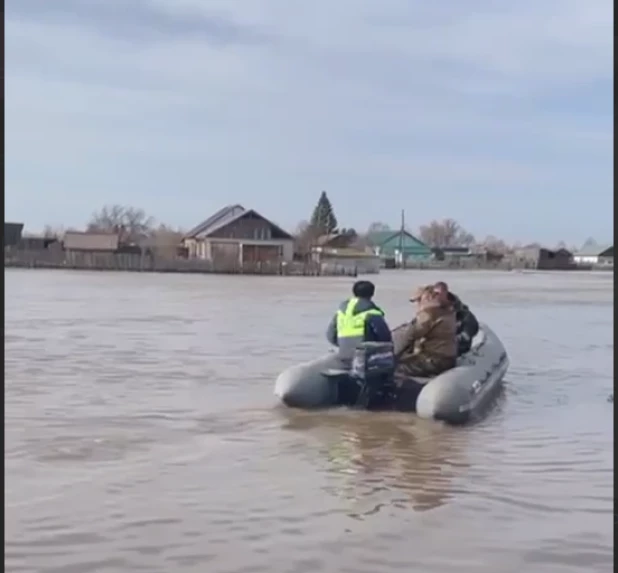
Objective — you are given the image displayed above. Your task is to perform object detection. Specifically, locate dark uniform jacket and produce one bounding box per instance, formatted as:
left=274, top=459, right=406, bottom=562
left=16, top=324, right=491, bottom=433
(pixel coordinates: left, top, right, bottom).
left=448, top=292, right=479, bottom=353
left=326, top=298, right=392, bottom=361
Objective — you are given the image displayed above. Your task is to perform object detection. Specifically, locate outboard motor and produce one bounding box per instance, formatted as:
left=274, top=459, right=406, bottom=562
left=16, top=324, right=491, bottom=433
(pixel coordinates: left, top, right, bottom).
left=350, top=341, right=396, bottom=409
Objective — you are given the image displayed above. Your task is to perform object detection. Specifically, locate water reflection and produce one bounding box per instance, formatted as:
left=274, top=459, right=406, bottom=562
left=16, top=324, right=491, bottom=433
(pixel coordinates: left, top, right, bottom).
left=279, top=410, right=469, bottom=515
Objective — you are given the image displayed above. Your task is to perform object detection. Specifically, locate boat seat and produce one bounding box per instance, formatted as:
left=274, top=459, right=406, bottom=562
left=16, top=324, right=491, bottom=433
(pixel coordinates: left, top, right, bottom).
left=322, top=368, right=350, bottom=377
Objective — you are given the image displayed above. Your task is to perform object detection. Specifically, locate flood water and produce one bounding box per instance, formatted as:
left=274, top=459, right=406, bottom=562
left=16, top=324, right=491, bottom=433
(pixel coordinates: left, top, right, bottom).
left=4, top=269, right=614, bottom=573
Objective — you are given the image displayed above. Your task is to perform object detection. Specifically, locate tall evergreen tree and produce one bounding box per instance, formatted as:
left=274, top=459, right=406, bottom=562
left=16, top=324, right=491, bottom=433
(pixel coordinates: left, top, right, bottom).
left=309, top=191, right=338, bottom=235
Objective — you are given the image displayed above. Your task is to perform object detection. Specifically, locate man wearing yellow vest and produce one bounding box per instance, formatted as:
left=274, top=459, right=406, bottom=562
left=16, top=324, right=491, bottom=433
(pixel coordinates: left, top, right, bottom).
left=326, top=281, right=393, bottom=364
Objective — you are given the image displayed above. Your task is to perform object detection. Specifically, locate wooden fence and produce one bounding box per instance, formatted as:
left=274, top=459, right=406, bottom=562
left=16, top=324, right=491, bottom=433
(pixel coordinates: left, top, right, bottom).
left=396, top=258, right=582, bottom=271
left=4, top=248, right=358, bottom=277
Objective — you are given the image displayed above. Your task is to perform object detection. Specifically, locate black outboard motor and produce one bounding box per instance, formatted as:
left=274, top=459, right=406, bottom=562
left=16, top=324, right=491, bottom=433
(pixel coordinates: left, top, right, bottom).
left=350, top=341, right=396, bottom=409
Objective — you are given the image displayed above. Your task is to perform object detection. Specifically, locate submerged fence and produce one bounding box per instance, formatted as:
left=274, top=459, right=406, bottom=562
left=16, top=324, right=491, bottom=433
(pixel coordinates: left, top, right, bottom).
left=394, top=258, right=581, bottom=271
left=4, top=248, right=359, bottom=277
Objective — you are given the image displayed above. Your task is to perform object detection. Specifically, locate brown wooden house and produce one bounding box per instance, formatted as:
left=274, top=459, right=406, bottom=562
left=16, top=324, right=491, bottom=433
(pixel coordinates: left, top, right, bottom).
left=182, top=205, right=294, bottom=266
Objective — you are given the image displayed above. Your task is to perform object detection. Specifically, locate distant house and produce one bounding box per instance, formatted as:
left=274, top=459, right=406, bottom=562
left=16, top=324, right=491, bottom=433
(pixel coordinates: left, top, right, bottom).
left=313, top=248, right=381, bottom=275
left=4, top=222, right=24, bottom=247
left=63, top=231, right=120, bottom=252
left=513, top=247, right=575, bottom=270
left=314, top=232, right=357, bottom=249
left=311, top=234, right=381, bottom=275
left=182, top=204, right=294, bottom=265
left=432, top=246, right=472, bottom=261
left=433, top=245, right=504, bottom=263
left=366, top=230, right=433, bottom=264
left=573, top=245, right=613, bottom=266
left=19, top=236, right=59, bottom=251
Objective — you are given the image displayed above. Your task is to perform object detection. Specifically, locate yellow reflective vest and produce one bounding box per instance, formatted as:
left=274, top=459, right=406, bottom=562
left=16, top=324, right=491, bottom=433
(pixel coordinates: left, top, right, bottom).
left=336, top=297, right=384, bottom=339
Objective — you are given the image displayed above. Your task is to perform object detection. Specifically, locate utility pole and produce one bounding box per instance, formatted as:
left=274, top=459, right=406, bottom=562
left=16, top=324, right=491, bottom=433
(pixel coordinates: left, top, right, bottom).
left=399, top=209, right=405, bottom=270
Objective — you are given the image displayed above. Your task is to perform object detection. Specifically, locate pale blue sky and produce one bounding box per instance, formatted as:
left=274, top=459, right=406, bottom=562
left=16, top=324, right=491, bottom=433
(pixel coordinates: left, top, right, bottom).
left=5, top=0, right=613, bottom=246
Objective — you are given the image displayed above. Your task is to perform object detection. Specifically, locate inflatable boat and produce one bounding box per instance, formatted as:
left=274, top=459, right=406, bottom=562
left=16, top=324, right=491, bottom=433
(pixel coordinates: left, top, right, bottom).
left=274, top=322, right=509, bottom=424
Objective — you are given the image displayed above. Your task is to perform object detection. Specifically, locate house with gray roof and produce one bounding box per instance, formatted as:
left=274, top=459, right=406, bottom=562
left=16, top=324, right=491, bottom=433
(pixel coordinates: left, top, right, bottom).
left=182, top=205, right=294, bottom=265
left=4, top=222, right=24, bottom=247
left=573, top=244, right=613, bottom=266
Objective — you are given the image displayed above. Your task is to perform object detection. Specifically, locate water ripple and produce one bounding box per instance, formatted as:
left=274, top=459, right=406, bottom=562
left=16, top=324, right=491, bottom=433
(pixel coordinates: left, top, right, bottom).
left=4, top=269, right=613, bottom=573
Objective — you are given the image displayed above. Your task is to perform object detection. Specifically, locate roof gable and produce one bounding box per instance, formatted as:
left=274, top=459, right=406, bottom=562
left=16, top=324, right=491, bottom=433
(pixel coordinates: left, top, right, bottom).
left=214, top=209, right=293, bottom=239
left=554, top=248, right=573, bottom=257
left=366, top=230, right=398, bottom=245
left=184, top=204, right=246, bottom=239
left=382, top=231, right=430, bottom=250
left=366, top=229, right=429, bottom=249
left=315, top=233, right=356, bottom=248
left=186, top=205, right=293, bottom=240
left=575, top=244, right=612, bottom=257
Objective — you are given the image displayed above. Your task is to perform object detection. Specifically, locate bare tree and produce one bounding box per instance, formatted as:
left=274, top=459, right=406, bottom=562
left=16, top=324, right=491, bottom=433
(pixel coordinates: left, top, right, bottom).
left=87, top=205, right=125, bottom=230
left=348, top=221, right=391, bottom=249
left=146, top=224, right=185, bottom=259
left=148, top=224, right=184, bottom=243
left=478, top=235, right=512, bottom=254
left=339, top=228, right=358, bottom=237
left=418, top=218, right=475, bottom=248
left=293, top=219, right=318, bottom=256
left=366, top=221, right=392, bottom=235
left=123, top=207, right=154, bottom=240
left=43, top=225, right=66, bottom=239
left=295, top=220, right=310, bottom=236
left=87, top=205, right=155, bottom=244
left=457, top=230, right=476, bottom=247
left=42, top=225, right=80, bottom=239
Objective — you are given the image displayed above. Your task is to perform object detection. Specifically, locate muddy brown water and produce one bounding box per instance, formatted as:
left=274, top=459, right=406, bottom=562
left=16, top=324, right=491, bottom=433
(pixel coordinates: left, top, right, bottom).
left=4, top=269, right=613, bottom=573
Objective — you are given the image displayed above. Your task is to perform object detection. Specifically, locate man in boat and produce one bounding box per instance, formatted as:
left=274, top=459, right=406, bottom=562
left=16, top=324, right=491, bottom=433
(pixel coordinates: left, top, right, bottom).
left=433, top=281, right=479, bottom=355
left=393, top=286, right=457, bottom=386
left=326, top=280, right=392, bottom=363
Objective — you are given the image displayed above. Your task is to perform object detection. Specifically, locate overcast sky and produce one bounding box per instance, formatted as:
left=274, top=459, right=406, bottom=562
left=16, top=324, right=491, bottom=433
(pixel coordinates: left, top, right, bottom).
left=5, top=0, right=613, bottom=245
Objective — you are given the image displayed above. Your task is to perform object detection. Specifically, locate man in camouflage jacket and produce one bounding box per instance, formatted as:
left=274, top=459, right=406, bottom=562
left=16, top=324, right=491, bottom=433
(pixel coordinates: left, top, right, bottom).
left=434, top=281, right=479, bottom=354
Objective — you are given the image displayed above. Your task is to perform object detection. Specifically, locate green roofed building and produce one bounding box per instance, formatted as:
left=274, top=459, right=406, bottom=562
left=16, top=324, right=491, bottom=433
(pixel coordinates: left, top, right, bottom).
left=366, top=230, right=433, bottom=263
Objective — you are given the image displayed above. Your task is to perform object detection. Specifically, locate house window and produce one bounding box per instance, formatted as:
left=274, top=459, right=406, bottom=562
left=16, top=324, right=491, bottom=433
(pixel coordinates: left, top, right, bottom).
left=254, top=227, right=271, bottom=240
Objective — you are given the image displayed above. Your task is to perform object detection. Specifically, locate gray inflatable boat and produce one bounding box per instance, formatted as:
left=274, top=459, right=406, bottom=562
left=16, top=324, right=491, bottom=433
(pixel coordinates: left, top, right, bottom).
left=274, top=322, right=509, bottom=424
